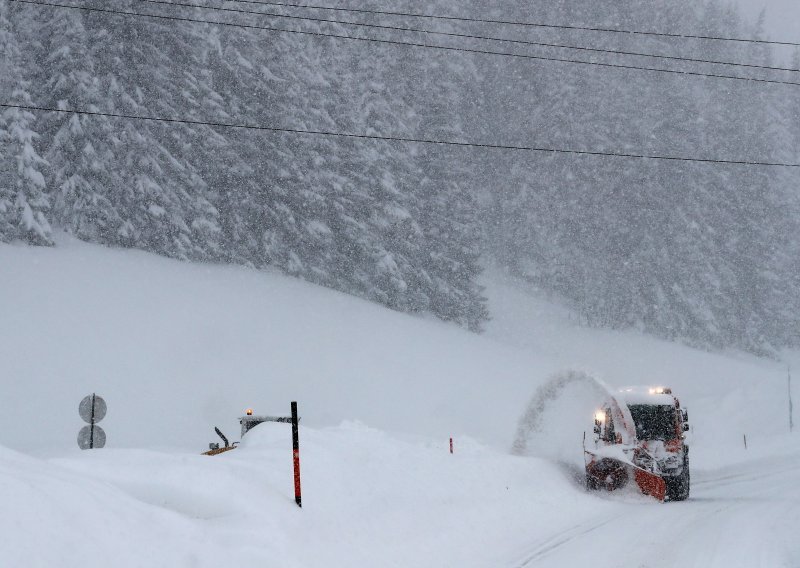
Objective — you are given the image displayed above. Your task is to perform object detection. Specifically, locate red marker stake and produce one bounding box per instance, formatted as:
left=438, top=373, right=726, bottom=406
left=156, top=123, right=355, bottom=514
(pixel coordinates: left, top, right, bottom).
left=291, top=401, right=302, bottom=507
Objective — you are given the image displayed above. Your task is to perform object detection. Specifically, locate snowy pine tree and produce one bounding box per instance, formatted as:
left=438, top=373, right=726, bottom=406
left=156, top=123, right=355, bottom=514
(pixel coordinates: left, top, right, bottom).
left=0, top=0, right=51, bottom=245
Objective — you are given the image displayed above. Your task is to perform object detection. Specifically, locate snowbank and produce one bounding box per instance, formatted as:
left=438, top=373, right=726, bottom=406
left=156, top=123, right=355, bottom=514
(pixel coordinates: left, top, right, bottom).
left=2, top=423, right=598, bottom=568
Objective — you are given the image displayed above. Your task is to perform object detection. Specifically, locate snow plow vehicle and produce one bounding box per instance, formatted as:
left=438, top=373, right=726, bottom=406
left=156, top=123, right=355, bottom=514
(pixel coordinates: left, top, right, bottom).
left=585, top=387, right=690, bottom=502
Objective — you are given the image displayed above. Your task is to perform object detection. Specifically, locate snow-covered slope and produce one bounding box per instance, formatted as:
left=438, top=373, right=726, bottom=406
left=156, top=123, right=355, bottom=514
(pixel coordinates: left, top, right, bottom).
left=2, top=239, right=799, bottom=567
left=2, top=238, right=794, bottom=454
left=1, top=237, right=546, bottom=451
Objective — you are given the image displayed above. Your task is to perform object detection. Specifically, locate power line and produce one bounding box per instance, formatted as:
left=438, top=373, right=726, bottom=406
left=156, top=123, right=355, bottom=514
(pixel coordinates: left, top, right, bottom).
left=226, top=0, right=800, bottom=48
left=14, top=0, right=800, bottom=89
left=3, top=101, right=799, bottom=168
left=133, top=0, right=800, bottom=75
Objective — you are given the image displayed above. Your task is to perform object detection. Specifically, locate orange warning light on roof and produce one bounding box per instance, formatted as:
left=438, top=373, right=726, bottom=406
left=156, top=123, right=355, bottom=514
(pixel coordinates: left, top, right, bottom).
left=246, top=408, right=253, bottom=416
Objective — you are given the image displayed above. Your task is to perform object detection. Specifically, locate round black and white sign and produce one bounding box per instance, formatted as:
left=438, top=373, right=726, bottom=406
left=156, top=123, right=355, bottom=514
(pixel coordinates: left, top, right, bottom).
left=77, top=425, right=106, bottom=450
left=79, top=394, right=107, bottom=424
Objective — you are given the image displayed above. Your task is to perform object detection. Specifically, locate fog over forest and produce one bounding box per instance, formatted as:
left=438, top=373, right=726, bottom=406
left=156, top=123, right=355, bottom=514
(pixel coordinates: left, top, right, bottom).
left=1, top=0, right=799, bottom=354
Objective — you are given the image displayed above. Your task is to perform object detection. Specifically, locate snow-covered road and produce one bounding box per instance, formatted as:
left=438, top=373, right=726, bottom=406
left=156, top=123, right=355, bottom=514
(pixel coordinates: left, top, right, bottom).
left=509, top=450, right=800, bottom=568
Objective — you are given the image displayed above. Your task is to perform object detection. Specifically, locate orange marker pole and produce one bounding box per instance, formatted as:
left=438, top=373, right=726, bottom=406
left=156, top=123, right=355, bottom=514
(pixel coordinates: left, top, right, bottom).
left=291, top=401, right=302, bottom=507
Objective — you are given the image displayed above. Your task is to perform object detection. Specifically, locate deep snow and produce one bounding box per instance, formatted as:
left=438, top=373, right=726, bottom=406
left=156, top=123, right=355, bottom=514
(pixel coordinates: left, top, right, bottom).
left=2, top=238, right=799, bottom=567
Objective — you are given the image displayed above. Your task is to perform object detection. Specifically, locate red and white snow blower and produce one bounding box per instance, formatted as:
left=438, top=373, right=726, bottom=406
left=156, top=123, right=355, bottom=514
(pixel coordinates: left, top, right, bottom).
left=584, top=387, right=690, bottom=502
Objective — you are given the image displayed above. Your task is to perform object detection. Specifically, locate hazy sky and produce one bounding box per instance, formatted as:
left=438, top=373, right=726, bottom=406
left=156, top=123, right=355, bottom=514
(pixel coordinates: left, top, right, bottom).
left=737, top=0, right=800, bottom=42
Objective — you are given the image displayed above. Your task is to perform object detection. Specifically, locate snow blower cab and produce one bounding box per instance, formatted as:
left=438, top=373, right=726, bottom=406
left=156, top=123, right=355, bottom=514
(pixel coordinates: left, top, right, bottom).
left=585, top=386, right=690, bottom=502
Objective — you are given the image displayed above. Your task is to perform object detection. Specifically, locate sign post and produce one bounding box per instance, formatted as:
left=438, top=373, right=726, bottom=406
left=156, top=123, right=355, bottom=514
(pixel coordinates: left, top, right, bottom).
left=78, top=393, right=107, bottom=450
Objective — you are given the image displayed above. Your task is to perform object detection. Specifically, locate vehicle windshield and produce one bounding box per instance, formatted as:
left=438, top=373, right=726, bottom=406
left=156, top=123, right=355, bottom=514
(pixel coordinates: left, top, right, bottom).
left=627, top=404, right=676, bottom=441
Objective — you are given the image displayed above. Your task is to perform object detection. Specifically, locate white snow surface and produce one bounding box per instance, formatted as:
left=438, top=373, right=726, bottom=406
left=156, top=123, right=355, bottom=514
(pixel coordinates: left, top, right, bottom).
left=2, top=238, right=800, bottom=567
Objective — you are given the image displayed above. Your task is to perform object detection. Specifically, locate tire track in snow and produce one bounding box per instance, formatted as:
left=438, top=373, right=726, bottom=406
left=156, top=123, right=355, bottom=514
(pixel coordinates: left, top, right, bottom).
left=506, top=452, right=800, bottom=568
left=510, top=515, right=624, bottom=567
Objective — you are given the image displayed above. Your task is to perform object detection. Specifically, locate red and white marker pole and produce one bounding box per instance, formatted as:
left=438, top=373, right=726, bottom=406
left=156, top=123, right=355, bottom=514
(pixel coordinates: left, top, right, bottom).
left=291, top=401, right=302, bottom=507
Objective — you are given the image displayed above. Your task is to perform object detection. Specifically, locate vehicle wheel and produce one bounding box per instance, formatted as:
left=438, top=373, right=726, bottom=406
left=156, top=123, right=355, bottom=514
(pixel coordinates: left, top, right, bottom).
left=665, top=459, right=690, bottom=501
left=586, top=458, right=628, bottom=492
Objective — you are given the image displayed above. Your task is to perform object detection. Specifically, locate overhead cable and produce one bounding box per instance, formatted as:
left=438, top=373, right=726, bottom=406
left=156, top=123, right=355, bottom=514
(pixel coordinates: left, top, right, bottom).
left=225, top=0, right=800, bottom=48
left=133, top=0, right=800, bottom=75
left=13, top=0, right=800, bottom=89
left=3, top=101, right=799, bottom=168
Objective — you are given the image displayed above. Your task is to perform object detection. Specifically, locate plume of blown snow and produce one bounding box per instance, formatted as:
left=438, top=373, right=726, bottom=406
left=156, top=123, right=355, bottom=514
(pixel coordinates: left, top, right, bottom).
left=511, top=370, right=613, bottom=469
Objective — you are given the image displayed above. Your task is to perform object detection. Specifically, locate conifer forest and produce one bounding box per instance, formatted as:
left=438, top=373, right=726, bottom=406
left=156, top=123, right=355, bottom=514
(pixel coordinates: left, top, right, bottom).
left=2, top=0, right=799, bottom=354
